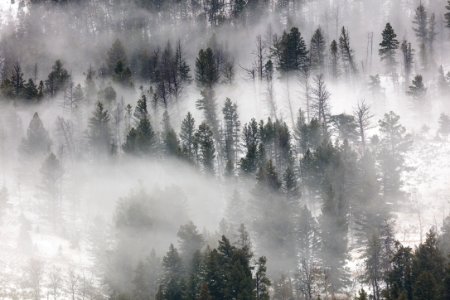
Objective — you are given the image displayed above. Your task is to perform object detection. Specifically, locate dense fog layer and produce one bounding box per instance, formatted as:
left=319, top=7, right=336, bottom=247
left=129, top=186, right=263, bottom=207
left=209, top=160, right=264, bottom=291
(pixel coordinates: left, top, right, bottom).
left=1, top=0, right=450, bottom=299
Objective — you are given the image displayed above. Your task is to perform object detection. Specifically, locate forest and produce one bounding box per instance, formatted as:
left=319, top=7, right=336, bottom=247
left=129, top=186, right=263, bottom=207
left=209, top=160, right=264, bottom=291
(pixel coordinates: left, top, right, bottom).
left=0, top=0, right=450, bottom=299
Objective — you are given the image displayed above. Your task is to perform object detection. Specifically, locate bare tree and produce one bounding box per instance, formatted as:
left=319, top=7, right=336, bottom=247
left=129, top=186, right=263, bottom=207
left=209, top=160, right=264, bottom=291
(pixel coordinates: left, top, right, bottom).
left=354, top=100, right=374, bottom=151
left=26, top=259, right=44, bottom=300
left=67, top=268, right=79, bottom=300
left=48, top=267, right=62, bottom=300
left=311, top=74, right=331, bottom=133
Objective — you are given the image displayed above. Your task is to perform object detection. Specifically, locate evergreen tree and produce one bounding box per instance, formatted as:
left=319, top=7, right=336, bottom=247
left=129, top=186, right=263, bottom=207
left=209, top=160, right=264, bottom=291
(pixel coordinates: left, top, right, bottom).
left=240, top=119, right=260, bottom=174
left=379, top=23, right=400, bottom=73
left=107, top=39, right=128, bottom=74
left=134, top=94, right=149, bottom=121
left=45, top=60, right=70, bottom=97
left=401, top=41, right=414, bottom=85
left=180, top=112, right=196, bottom=162
left=446, top=1, right=450, bottom=28
left=407, top=75, right=427, bottom=101
left=310, top=27, right=326, bottom=73
left=123, top=117, right=156, bottom=155
left=329, top=40, right=340, bottom=79
left=255, top=256, right=271, bottom=300
left=20, top=112, right=52, bottom=156
left=196, top=88, right=219, bottom=140
left=162, top=111, right=180, bottom=156
left=88, top=102, right=112, bottom=156
left=195, top=48, right=219, bottom=88
left=40, top=152, right=64, bottom=224
left=274, top=27, right=309, bottom=74
left=195, top=122, right=215, bottom=173
left=378, top=111, right=412, bottom=199
left=339, top=27, right=357, bottom=75
left=177, top=222, right=205, bottom=270
left=412, top=3, right=428, bottom=69
left=159, top=244, right=185, bottom=300
left=222, top=98, right=240, bottom=173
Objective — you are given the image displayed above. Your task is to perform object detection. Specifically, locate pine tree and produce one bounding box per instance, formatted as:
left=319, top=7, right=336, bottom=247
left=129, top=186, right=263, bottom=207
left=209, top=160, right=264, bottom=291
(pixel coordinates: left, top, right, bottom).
left=180, top=112, right=196, bottom=162
left=20, top=112, right=52, bottom=156
left=107, top=39, right=127, bottom=74
left=222, top=98, right=240, bottom=173
left=275, top=27, right=309, bottom=74
left=162, top=111, right=180, bottom=156
left=412, top=3, right=428, bottom=69
left=195, top=122, right=215, bottom=173
left=339, top=27, right=357, bottom=75
left=134, top=94, right=149, bottom=121
left=88, top=102, right=112, bottom=156
left=160, top=244, right=185, bottom=300
left=310, top=27, right=326, bottom=73
left=401, top=41, right=414, bottom=85
left=84, top=65, right=96, bottom=103
left=196, top=88, right=219, bottom=140
left=195, top=48, right=219, bottom=88
left=240, top=119, right=260, bottom=174
left=407, top=75, right=426, bottom=101
left=379, top=23, right=400, bottom=73
left=255, top=256, right=271, bottom=300
left=330, top=40, right=339, bottom=79
left=446, top=1, right=450, bottom=28
left=378, top=111, right=412, bottom=199
left=40, top=152, right=63, bottom=224
left=177, top=222, right=205, bottom=270
left=45, top=60, right=70, bottom=97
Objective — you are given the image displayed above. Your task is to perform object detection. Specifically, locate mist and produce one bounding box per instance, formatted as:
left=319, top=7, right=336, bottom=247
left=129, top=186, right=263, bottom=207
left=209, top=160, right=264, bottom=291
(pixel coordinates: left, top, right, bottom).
left=1, top=0, right=450, bottom=299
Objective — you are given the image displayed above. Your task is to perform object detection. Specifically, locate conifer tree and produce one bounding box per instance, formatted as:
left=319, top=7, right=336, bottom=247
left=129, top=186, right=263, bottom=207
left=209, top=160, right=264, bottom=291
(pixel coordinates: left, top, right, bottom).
left=159, top=244, right=185, bottom=300
left=195, top=122, right=215, bottom=173
left=45, top=60, right=70, bottom=97
left=196, top=88, right=219, bottom=140
left=222, top=98, right=240, bottom=173
left=401, top=41, right=414, bottom=85
left=195, top=48, right=219, bottom=88
left=378, top=111, right=412, bottom=199
left=407, top=75, right=427, bottom=101
left=310, top=27, right=326, bottom=73
left=379, top=23, right=400, bottom=73
left=162, top=111, right=180, bottom=156
left=446, top=1, right=450, bottom=28
left=255, top=256, right=271, bottom=300
left=412, top=3, right=428, bottom=69
left=240, top=119, right=260, bottom=174
left=20, top=112, right=52, bottom=156
left=275, top=27, right=309, bottom=74
left=330, top=40, right=339, bottom=79
left=88, top=102, right=112, bottom=156
left=180, top=112, right=196, bottom=162
left=339, top=27, right=357, bottom=75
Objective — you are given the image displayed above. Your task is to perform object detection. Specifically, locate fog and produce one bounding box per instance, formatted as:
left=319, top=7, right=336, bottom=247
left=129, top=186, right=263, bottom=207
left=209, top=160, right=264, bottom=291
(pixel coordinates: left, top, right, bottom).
left=0, top=0, right=450, bottom=299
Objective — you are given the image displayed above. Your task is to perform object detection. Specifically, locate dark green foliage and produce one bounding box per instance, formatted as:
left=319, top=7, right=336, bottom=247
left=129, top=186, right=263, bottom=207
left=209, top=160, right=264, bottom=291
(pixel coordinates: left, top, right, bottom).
left=446, top=1, right=450, bottom=28
left=196, top=88, right=219, bottom=139
left=88, top=102, right=112, bottom=156
left=123, top=117, right=156, bottom=155
left=310, top=27, right=326, bottom=73
left=162, top=111, right=180, bottom=157
left=45, top=60, right=70, bottom=97
left=159, top=244, right=185, bottom=300
left=241, top=119, right=261, bottom=174
left=180, top=112, right=196, bottom=162
left=339, top=27, right=357, bottom=75
left=330, top=113, right=358, bottom=143
left=255, top=256, right=270, bottom=300
left=274, top=27, right=309, bottom=74
left=195, top=122, right=215, bottom=172
left=384, top=242, right=414, bottom=300
left=401, top=41, right=414, bottom=84
left=407, top=75, right=426, bottom=101
left=195, top=48, right=219, bottom=88
left=222, top=98, right=240, bottom=173
left=379, top=23, right=400, bottom=72
left=377, top=111, right=412, bottom=199
left=20, top=112, right=52, bottom=156
left=330, top=40, right=339, bottom=79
